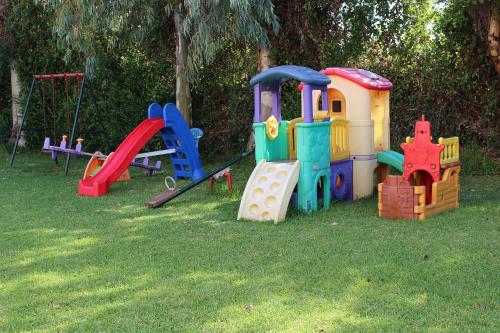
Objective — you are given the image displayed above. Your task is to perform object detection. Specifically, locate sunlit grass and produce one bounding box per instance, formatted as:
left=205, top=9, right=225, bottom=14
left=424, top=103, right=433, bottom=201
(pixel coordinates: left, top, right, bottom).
left=0, top=150, right=499, bottom=332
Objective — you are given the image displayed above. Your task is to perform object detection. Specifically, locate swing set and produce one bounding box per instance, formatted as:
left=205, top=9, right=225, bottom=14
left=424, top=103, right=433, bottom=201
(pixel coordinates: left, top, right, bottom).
left=8, top=72, right=108, bottom=174
left=8, top=72, right=172, bottom=176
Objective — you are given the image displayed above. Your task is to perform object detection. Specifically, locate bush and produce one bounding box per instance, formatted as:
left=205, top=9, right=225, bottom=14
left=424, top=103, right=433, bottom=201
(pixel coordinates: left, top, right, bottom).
left=460, top=143, right=500, bottom=176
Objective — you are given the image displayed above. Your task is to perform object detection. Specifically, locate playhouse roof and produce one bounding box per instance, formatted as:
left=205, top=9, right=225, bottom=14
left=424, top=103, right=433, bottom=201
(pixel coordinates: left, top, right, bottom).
left=250, top=65, right=331, bottom=87
left=321, top=67, right=392, bottom=90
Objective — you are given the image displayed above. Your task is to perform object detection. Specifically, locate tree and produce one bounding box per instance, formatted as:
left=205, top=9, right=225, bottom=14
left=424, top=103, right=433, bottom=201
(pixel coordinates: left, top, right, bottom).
left=52, top=0, right=279, bottom=125
left=466, top=1, right=499, bottom=74
left=0, top=0, right=24, bottom=145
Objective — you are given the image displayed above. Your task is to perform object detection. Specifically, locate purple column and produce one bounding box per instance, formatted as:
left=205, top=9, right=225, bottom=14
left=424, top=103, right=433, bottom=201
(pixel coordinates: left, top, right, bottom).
left=271, top=88, right=281, bottom=122
left=303, top=84, right=313, bottom=123
left=254, top=84, right=261, bottom=123
left=321, top=87, right=328, bottom=111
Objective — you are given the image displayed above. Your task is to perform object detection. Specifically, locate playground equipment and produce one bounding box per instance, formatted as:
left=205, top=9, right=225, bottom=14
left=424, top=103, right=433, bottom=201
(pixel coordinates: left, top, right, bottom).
left=238, top=65, right=405, bottom=223
left=238, top=160, right=300, bottom=223
left=8, top=73, right=108, bottom=174
left=209, top=167, right=234, bottom=192
left=83, top=151, right=131, bottom=181
left=190, top=128, right=203, bottom=147
left=81, top=147, right=173, bottom=179
left=378, top=116, right=460, bottom=220
left=78, top=103, right=204, bottom=196
left=146, top=149, right=254, bottom=208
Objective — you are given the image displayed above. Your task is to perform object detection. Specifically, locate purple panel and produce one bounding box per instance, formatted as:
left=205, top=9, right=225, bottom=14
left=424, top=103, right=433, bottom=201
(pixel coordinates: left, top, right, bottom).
left=43, top=137, right=50, bottom=150
left=130, top=159, right=162, bottom=173
left=254, top=85, right=261, bottom=123
left=271, top=88, right=282, bottom=122
left=303, top=84, right=313, bottom=123
left=321, top=88, right=328, bottom=111
left=330, top=159, right=353, bottom=201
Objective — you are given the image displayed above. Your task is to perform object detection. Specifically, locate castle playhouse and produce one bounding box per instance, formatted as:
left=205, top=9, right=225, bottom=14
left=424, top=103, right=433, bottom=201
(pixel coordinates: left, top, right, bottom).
left=378, top=116, right=460, bottom=220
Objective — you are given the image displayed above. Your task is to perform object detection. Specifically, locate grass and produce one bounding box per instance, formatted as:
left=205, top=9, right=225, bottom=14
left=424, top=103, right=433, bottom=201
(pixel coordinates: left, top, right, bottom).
left=0, top=150, right=499, bottom=332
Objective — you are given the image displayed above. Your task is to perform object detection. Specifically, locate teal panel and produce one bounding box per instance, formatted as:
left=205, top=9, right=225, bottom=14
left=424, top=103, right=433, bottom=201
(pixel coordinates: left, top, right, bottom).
left=296, top=122, right=331, bottom=168
left=295, top=122, right=331, bottom=212
left=297, top=165, right=331, bottom=212
left=253, top=121, right=289, bottom=163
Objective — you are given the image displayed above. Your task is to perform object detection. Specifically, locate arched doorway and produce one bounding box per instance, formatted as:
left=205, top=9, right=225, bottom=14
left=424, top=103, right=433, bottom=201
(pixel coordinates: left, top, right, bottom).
left=315, top=174, right=330, bottom=209
left=409, top=170, right=434, bottom=205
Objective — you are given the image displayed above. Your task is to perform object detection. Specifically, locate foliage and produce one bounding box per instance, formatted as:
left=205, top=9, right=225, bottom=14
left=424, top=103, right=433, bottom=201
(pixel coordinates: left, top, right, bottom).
left=376, top=0, right=500, bottom=150
left=460, top=143, right=500, bottom=175
left=0, top=0, right=498, bottom=158
left=191, top=43, right=256, bottom=155
left=50, top=0, right=279, bottom=125
left=2, top=0, right=176, bottom=151
left=52, top=0, right=279, bottom=78
left=51, top=0, right=162, bottom=77
left=270, top=1, right=409, bottom=68
left=169, top=0, right=279, bottom=76
left=271, top=0, right=499, bottom=151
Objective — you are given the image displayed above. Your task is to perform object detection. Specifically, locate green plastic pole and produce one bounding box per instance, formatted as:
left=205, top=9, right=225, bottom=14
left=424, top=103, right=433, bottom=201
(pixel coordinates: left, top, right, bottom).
left=64, top=76, right=85, bottom=175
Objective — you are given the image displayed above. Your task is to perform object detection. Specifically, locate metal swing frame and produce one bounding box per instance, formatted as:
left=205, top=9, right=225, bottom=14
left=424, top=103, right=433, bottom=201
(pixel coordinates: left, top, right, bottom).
left=8, top=73, right=109, bottom=175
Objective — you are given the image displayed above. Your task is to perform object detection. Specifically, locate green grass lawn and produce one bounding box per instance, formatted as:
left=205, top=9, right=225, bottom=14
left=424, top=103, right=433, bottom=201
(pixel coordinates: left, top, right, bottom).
left=1, top=150, right=499, bottom=332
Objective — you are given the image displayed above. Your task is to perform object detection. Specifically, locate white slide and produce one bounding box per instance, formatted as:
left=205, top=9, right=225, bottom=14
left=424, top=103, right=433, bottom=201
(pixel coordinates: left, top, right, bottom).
left=238, top=160, right=300, bottom=223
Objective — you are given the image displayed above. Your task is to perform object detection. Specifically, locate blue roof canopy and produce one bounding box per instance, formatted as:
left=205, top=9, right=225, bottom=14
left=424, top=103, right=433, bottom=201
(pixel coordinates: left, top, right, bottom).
left=250, top=65, right=331, bottom=87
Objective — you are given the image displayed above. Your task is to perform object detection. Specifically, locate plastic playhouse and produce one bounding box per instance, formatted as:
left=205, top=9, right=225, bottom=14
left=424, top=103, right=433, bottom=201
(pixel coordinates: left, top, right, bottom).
left=238, top=65, right=406, bottom=223
left=378, top=115, right=460, bottom=220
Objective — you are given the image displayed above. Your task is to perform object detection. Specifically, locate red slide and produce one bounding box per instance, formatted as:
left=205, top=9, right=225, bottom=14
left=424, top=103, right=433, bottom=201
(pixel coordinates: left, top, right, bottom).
left=78, top=118, right=165, bottom=197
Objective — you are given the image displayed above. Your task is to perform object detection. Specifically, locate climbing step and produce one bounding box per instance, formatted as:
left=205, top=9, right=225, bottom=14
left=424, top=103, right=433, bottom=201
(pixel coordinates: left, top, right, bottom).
left=238, top=160, right=300, bottom=223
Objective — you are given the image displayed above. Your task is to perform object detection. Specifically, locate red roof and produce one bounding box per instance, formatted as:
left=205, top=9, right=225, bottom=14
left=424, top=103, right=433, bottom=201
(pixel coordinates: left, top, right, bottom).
left=321, top=67, right=392, bottom=91
left=297, top=67, right=392, bottom=91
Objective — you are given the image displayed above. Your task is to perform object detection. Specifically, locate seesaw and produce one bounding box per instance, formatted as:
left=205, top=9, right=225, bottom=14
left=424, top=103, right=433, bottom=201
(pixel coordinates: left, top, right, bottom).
left=43, top=136, right=174, bottom=175
left=145, top=149, right=254, bottom=208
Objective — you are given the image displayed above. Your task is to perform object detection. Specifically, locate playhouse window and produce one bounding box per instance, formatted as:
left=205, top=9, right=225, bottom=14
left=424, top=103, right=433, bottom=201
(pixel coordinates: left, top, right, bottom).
left=332, top=100, right=342, bottom=113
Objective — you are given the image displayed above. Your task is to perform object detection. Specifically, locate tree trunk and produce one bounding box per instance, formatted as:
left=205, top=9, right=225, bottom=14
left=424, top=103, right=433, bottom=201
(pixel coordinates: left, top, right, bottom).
left=10, top=61, right=25, bottom=145
left=174, top=5, right=192, bottom=125
left=258, top=48, right=273, bottom=121
left=488, top=8, right=499, bottom=74
left=246, top=48, right=273, bottom=150
left=469, top=5, right=500, bottom=74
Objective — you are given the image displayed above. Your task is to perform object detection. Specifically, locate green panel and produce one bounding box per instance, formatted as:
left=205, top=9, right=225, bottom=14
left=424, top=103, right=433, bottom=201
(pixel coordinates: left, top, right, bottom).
left=253, top=121, right=289, bottom=163
left=297, top=164, right=331, bottom=212
left=296, top=122, right=331, bottom=168
left=295, top=122, right=331, bottom=212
